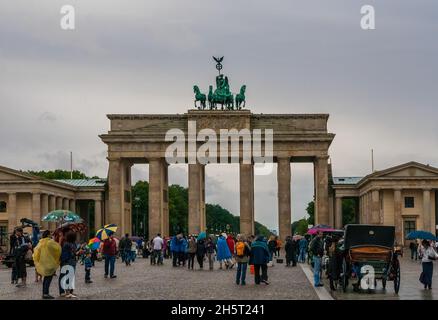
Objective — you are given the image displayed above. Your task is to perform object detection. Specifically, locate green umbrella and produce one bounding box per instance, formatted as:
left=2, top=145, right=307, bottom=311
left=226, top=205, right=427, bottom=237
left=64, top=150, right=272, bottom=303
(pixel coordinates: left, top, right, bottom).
left=42, top=210, right=82, bottom=224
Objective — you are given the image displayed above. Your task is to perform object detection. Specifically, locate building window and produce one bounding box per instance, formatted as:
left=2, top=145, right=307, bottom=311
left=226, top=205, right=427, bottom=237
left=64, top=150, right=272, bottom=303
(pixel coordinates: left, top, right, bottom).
left=404, top=197, right=415, bottom=208
left=404, top=220, right=416, bottom=239
left=0, top=226, right=6, bottom=246
left=0, top=201, right=6, bottom=212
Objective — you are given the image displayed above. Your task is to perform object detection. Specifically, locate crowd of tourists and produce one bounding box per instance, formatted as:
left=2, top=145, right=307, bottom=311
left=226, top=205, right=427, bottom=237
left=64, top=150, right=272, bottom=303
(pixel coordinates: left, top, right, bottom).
left=5, top=225, right=438, bottom=299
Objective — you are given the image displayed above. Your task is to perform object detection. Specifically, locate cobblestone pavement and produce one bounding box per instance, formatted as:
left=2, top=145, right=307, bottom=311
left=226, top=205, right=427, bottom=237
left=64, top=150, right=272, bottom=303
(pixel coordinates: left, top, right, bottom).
left=0, top=255, right=318, bottom=300
left=324, top=255, right=438, bottom=300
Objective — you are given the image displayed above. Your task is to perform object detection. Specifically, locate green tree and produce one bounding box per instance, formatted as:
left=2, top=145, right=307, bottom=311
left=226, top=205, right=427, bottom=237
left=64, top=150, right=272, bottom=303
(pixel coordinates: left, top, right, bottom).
left=131, top=180, right=149, bottom=237
left=342, top=198, right=358, bottom=226
left=27, top=169, right=91, bottom=179
left=130, top=180, right=272, bottom=237
left=292, top=218, right=308, bottom=235
left=306, top=200, right=315, bottom=225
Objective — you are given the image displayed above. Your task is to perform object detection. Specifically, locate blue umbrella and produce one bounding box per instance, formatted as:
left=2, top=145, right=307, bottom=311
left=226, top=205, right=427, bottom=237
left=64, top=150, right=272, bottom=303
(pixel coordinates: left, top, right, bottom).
left=406, top=230, right=437, bottom=241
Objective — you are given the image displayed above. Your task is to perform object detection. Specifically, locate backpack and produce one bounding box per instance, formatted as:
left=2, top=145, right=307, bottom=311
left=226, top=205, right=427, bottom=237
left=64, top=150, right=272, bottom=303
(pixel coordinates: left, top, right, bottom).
left=236, top=241, right=245, bottom=257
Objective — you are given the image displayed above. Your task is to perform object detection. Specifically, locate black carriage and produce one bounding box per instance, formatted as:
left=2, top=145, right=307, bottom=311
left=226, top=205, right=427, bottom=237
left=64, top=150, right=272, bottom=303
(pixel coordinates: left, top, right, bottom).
left=340, top=224, right=400, bottom=294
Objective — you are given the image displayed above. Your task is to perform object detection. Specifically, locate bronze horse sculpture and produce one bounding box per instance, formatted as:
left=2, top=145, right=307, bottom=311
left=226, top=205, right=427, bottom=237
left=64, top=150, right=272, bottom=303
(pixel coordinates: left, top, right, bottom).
left=193, top=85, right=206, bottom=109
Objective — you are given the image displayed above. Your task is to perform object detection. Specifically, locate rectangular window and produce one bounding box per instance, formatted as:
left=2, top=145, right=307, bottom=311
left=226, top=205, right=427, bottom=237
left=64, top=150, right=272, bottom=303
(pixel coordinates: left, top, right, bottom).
left=0, top=201, right=6, bottom=212
left=404, top=197, right=415, bottom=208
left=404, top=220, right=416, bottom=239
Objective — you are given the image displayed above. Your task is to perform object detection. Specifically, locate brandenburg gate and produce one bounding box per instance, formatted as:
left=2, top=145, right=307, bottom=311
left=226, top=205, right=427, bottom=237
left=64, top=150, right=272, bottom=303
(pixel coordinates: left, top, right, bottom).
left=99, top=58, right=335, bottom=241
left=100, top=110, right=334, bottom=240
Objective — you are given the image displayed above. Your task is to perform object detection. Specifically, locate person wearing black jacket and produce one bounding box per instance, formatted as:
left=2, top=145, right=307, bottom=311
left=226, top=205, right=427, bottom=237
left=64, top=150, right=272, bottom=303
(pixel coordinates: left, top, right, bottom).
left=196, top=238, right=207, bottom=269
left=309, top=231, right=324, bottom=287
left=11, top=228, right=31, bottom=287
left=284, top=236, right=298, bottom=267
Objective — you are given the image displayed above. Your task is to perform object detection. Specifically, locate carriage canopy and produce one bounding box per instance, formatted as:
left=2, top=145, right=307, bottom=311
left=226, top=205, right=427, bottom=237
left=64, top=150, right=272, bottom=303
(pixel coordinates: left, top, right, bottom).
left=343, top=224, right=395, bottom=250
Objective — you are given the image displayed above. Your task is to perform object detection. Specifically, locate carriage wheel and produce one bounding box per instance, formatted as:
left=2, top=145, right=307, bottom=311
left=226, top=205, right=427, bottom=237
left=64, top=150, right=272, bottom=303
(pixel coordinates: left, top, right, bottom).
left=341, top=258, right=348, bottom=292
left=393, top=260, right=401, bottom=294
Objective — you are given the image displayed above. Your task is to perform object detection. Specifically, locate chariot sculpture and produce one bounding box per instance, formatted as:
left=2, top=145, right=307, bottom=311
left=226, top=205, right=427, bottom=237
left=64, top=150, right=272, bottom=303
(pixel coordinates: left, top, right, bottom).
left=193, top=56, right=246, bottom=110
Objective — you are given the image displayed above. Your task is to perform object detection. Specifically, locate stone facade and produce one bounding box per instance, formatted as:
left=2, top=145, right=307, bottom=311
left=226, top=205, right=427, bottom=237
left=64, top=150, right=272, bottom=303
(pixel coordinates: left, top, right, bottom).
left=0, top=165, right=106, bottom=249
left=331, top=162, right=438, bottom=245
left=100, top=110, right=335, bottom=240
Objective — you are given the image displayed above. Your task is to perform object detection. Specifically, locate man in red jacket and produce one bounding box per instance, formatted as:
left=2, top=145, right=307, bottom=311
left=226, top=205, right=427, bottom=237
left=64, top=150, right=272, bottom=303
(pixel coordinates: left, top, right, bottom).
left=102, top=234, right=117, bottom=279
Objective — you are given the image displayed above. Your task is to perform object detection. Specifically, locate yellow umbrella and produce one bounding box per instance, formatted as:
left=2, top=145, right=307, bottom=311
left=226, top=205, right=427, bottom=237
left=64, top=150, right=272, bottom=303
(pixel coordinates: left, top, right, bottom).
left=95, top=224, right=118, bottom=240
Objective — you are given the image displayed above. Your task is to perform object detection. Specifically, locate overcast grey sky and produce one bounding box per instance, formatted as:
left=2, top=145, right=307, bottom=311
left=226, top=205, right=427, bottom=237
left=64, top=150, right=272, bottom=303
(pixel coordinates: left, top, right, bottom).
left=1, top=1, right=437, bottom=230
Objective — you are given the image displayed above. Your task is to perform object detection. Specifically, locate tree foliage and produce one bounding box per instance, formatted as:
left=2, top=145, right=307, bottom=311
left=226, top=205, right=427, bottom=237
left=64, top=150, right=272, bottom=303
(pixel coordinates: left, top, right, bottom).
left=131, top=180, right=271, bottom=237
left=306, top=200, right=315, bottom=225
left=27, top=169, right=91, bottom=180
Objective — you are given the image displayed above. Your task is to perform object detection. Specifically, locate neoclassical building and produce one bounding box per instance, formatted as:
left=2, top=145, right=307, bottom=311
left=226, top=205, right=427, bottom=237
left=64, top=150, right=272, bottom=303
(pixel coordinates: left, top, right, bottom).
left=0, top=165, right=106, bottom=249
left=331, top=161, right=438, bottom=244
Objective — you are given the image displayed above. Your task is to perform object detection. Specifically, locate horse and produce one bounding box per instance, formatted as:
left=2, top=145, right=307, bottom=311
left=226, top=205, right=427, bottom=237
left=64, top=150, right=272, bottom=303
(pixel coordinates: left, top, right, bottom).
left=193, top=85, right=206, bottom=109
left=208, top=85, right=216, bottom=110
left=235, top=85, right=246, bottom=109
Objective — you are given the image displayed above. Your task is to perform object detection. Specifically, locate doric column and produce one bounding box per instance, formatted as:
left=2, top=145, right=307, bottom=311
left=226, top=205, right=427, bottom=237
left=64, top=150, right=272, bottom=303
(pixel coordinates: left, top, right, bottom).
left=314, top=156, right=329, bottom=225
left=41, top=194, right=49, bottom=230
left=240, top=162, right=255, bottom=236
left=148, top=158, right=169, bottom=239
left=32, top=193, right=41, bottom=223
left=393, top=189, right=403, bottom=244
left=94, top=200, right=102, bottom=232
left=277, top=157, right=291, bottom=242
left=62, top=198, right=69, bottom=210
left=371, top=189, right=380, bottom=224
left=188, top=163, right=205, bottom=235
left=108, top=158, right=124, bottom=235
left=48, top=195, right=56, bottom=231
left=56, top=196, right=63, bottom=210
left=335, top=196, right=343, bottom=229
left=423, top=189, right=431, bottom=232
left=69, top=199, right=76, bottom=213
left=7, top=193, right=17, bottom=233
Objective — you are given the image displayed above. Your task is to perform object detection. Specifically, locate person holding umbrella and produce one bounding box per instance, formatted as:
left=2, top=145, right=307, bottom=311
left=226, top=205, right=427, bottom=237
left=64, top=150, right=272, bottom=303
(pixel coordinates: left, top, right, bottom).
left=419, top=239, right=438, bottom=290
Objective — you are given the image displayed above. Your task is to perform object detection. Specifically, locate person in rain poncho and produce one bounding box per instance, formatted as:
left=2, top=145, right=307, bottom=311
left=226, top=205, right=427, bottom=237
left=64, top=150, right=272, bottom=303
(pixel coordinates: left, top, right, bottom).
left=32, top=230, right=61, bottom=299
left=217, top=233, right=233, bottom=269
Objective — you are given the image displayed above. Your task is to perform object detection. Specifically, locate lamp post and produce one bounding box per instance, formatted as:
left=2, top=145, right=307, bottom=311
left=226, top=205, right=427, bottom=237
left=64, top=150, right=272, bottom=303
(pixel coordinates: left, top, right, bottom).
left=134, top=196, right=140, bottom=236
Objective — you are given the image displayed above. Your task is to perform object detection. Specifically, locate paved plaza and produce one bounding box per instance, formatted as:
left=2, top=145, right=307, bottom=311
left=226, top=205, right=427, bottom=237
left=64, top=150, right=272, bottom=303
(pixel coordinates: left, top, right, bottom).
left=327, top=255, right=438, bottom=300
left=0, top=256, right=318, bottom=300
left=1, top=254, right=436, bottom=300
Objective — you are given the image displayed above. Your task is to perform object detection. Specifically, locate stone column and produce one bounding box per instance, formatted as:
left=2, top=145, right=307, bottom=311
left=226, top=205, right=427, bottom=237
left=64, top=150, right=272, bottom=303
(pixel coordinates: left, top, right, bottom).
left=7, top=193, right=17, bottom=233
left=371, top=189, right=380, bottom=224
left=423, top=189, right=431, bottom=232
left=49, top=195, right=56, bottom=231
left=62, top=198, right=69, bottom=210
left=69, top=199, right=76, bottom=213
left=277, top=157, right=291, bottom=242
left=188, top=163, right=205, bottom=235
left=240, top=162, right=255, bottom=236
left=41, top=194, right=49, bottom=230
left=108, top=158, right=124, bottom=235
left=148, top=158, right=169, bottom=239
left=94, top=200, right=102, bottom=232
left=32, top=193, right=41, bottom=223
left=314, top=156, right=329, bottom=225
left=56, top=196, right=63, bottom=210
left=335, top=196, right=343, bottom=229
left=393, top=189, right=403, bottom=245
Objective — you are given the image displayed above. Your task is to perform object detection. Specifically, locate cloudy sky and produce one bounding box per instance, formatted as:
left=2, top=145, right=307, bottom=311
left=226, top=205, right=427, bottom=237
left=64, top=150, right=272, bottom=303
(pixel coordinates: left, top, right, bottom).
left=1, top=1, right=437, bottom=230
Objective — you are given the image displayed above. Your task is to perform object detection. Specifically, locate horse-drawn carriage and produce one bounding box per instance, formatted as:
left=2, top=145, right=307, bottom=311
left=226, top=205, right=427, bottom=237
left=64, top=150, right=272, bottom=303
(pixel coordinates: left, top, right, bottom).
left=340, top=224, right=400, bottom=293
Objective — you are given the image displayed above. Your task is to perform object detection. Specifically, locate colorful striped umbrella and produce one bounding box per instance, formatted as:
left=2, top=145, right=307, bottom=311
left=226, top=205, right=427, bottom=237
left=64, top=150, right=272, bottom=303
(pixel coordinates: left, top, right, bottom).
left=95, top=224, right=118, bottom=240
left=88, top=237, right=101, bottom=250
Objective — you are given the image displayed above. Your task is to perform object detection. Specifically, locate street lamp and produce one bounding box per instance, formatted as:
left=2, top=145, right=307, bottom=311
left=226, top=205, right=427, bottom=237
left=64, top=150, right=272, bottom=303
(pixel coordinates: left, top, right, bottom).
left=134, top=196, right=140, bottom=236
